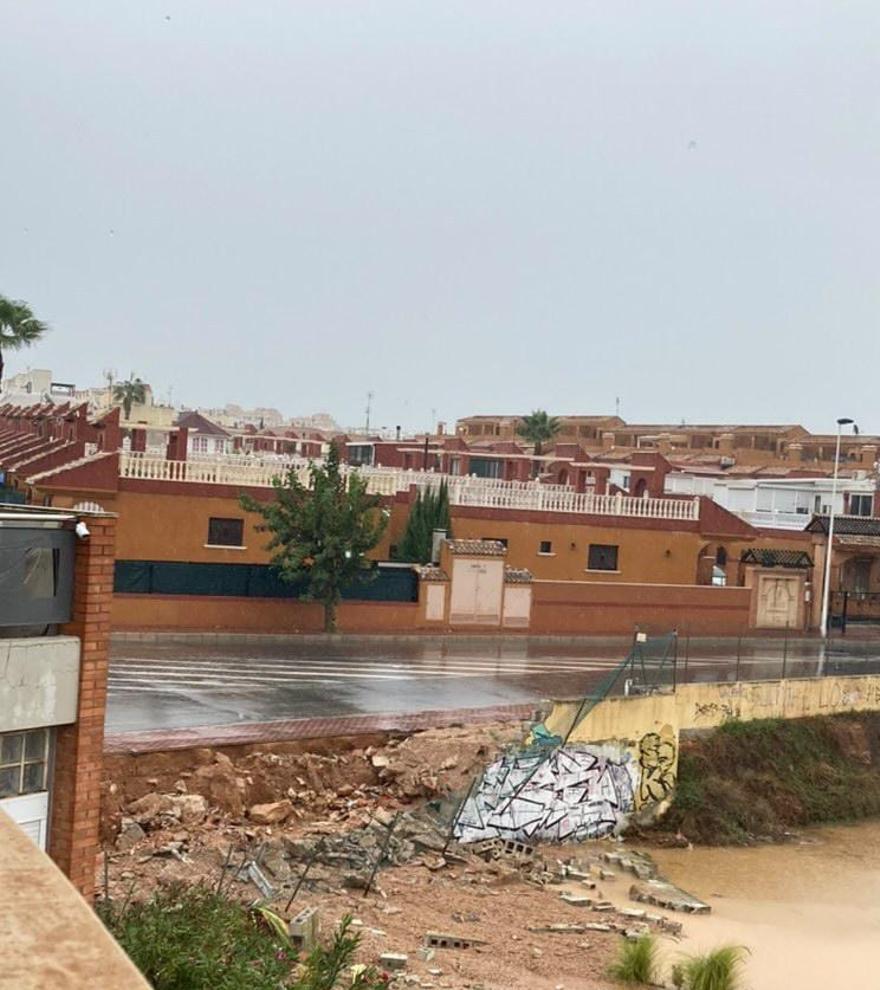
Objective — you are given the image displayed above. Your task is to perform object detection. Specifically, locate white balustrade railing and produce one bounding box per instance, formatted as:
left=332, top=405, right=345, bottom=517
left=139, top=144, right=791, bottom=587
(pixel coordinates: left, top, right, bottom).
left=120, top=453, right=700, bottom=521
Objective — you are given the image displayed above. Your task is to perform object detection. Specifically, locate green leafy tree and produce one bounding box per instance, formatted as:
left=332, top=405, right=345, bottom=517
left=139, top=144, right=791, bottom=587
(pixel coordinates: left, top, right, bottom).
left=241, top=444, right=387, bottom=632
left=517, top=409, right=561, bottom=456
left=395, top=481, right=452, bottom=563
left=0, top=294, right=49, bottom=384
left=113, top=374, right=148, bottom=419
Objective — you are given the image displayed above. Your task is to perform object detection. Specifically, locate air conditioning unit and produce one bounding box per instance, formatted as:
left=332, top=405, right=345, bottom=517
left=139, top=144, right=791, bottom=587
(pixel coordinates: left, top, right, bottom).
left=720, top=456, right=735, bottom=468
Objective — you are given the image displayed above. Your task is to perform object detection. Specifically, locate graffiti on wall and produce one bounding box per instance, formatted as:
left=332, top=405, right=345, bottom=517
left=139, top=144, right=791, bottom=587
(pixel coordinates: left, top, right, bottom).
left=636, top=727, right=676, bottom=808
left=454, top=744, right=638, bottom=844
left=693, top=701, right=738, bottom=721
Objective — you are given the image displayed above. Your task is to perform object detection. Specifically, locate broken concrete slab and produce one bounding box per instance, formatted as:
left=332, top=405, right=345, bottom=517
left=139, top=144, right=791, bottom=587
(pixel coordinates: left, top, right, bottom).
left=620, top=908, right=647, bottom=920
left=243, top=861, right=275, bottom=899
left=604, top=849, right=656, bottom=881
left=561, top=866, right=592, bottom=881
left=560, top=893, right=592, bottom=906
left=629, top=879, right=710, bottom=914
left=527, top=924, right=589, bottom=935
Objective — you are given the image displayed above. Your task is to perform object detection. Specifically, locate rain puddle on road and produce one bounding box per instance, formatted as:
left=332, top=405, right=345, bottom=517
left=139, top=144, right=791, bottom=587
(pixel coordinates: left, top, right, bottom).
left=648, top=820, right=880, bottom=989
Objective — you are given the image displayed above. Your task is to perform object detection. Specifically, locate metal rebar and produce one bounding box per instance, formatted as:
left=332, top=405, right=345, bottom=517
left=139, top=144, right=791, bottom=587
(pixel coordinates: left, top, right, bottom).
left=119, top=879, right=137, bottom=918
left=684, top=634, right=690, bottom=684
left=735, top=636, right=742, bottom=682
left=103, top=851, right=110, bottom=903
left=285, top=839, right=324, bottom=911
left=442, top=775, right=479, bottom=856
left=671, top=630, right=678, bottom=692
left=782, top=623, right=789, bottom=680
left=215, top=844, right=235, bottom=895
left=363, top=813, right=401, bottom=899
left=220, top=849, right=248, bottom=898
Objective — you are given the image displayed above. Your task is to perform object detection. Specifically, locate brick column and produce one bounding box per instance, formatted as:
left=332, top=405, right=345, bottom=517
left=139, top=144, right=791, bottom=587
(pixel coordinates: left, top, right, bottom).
left=49, top=514, right=116, bottom=901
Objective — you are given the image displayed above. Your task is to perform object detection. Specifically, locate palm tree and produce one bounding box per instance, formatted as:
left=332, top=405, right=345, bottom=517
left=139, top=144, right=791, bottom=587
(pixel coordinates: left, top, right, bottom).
left=0, top=295, right=49, bottom=384
left=517, top=409, right=561, bottom=456
left=113, top=374, right=148, bottom=419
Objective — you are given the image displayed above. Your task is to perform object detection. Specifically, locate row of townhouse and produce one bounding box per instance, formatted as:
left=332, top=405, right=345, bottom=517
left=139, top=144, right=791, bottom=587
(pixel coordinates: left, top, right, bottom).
left=456, top=413, right=880, bottom=471
left=4, top=400, right=878, bottom=636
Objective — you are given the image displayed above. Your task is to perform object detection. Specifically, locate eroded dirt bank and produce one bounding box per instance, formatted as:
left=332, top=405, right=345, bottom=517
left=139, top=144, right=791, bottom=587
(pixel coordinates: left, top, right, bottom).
left=100, top=723, right=682, bottom=990
left=653, top=712, right=880, bottom=845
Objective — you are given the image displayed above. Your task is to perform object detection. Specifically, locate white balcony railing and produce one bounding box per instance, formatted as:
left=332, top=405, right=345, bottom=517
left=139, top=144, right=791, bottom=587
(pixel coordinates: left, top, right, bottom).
left=738, top=509, right=814, bottom=531
left=120, top=452, right=700, bottom=521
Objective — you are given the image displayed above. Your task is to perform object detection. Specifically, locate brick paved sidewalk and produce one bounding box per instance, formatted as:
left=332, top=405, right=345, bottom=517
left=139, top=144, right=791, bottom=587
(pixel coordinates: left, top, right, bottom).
left=103, top=702, right=539, bottom=754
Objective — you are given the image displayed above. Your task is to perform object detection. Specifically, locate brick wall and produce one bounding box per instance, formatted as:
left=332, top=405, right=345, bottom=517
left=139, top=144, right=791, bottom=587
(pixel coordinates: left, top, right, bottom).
left=530, top=580, right=752, bottom=635
left=111, top=594, right=423, bottom=633
left=49, top=515, right=116, bottom=901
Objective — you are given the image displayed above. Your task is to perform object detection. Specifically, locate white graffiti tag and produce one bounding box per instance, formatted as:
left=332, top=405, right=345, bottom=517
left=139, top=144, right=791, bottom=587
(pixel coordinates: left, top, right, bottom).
left=455, top=745, right=637, bottom=844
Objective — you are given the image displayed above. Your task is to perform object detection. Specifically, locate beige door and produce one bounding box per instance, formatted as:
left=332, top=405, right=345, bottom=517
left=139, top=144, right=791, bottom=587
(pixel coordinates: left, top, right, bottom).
left=449, top=559, right=504, bottom=625
left=756, top=574, right=800, bottom=629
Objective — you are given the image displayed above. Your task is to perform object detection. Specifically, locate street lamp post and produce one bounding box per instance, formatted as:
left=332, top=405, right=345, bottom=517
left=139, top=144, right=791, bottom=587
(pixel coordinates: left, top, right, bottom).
left=819, top=417, right=856, bottom=638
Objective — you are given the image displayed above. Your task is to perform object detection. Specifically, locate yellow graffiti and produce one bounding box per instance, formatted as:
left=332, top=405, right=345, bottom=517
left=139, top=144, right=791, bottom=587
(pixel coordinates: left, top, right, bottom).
left=637, top=727, right=676, bottom=808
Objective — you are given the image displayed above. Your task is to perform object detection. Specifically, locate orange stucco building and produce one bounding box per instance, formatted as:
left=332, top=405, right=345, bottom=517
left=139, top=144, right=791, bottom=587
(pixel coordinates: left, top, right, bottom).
left=0, top=401, right=837, bottom=636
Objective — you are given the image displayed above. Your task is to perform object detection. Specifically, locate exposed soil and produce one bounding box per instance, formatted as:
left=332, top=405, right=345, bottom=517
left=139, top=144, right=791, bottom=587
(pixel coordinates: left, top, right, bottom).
left=652, top=713, right=880, bottom=845
left=100, top=722, right=683, bottom=989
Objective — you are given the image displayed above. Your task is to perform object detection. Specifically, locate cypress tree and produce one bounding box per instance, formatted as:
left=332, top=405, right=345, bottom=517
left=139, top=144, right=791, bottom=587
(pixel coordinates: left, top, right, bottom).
left=396, top=484, right=452, bottom=563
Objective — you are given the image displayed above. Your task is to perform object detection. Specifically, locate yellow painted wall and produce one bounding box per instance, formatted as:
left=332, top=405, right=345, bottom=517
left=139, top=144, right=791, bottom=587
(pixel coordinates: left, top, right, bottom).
left=545, top=674, right=880, bottom=745
left=115, top=490, right=270, bottom=563
left=113, top=490, right=392, bottom=563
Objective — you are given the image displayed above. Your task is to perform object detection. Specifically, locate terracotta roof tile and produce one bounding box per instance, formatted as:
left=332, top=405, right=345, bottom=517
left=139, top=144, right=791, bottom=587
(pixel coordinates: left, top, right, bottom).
left=445, top=539, right=507, bottom=557
left=806, top=515, right=880, bottom=536
left=740, top=548, right=814, bottom=568
left=416, top=565, right=449, bottom=581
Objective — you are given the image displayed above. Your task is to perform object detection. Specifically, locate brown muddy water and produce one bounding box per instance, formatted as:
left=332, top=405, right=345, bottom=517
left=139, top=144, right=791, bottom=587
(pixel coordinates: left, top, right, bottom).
left=648, top=820, right=880, bottom=989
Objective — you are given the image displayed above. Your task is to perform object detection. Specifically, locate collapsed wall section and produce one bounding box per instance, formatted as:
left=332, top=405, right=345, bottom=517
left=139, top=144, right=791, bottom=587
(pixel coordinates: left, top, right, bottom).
left=454, top=730, right=676, bottom=844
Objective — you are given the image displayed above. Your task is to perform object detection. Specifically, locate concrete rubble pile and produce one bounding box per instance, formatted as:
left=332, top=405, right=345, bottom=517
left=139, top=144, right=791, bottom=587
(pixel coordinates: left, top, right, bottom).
left=103, top=723, right=527, bottom=844
left=102, top=722, right=718, bottom=990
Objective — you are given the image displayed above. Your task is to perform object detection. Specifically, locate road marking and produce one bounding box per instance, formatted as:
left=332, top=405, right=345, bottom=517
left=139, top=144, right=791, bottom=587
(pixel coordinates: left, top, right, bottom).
left=110, top=661, right=613, bottom=679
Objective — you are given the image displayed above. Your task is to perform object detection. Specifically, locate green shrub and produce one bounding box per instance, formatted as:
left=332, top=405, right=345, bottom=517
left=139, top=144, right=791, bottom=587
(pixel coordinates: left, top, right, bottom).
left=678, top=945, right=748, bottom=990
left=607, top=934, right=659, bottom=984
left=659, top=714, right=880, bottom=843
left=98, top=884, right=387, bottom=990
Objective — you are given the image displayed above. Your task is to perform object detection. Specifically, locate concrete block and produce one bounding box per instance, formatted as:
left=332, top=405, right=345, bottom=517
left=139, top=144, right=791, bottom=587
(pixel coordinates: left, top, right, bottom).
left=560, top=893, right=592, bottom=907
left=288, top=906, right=320, bottom=953
left=379, top=953, right=408, bottom=971
left=563, top=867, right=592, bottom=881
left=424, top=932, right=486, bottom=950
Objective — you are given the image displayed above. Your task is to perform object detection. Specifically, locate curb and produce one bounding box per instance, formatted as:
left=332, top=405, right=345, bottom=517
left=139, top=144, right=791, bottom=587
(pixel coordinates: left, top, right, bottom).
left=103, top=702, right=539, bottom=755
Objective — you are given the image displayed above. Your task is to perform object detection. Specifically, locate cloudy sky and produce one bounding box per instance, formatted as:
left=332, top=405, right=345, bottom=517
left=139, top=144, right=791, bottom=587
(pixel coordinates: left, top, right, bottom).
left=2, top=2, right=878, bottom=433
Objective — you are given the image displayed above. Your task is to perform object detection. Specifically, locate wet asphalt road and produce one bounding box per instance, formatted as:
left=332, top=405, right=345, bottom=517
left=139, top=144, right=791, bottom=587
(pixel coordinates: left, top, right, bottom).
left=106, top=636, right=880, bottom=734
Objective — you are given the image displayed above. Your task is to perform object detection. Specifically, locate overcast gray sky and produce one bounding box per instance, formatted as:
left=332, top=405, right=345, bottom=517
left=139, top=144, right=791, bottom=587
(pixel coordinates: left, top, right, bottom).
left=2, top=2, right=878, bottom=433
